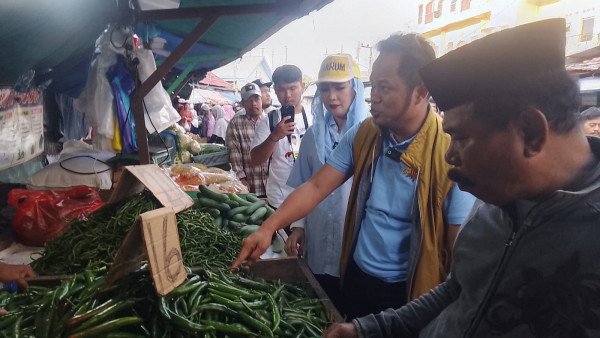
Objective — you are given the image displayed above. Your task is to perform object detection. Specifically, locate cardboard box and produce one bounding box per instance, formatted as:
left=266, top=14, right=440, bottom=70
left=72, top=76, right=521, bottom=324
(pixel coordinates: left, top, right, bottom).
left=103, top=165, right=193, bottom=295
left=249, top=256, right=343, bottom=322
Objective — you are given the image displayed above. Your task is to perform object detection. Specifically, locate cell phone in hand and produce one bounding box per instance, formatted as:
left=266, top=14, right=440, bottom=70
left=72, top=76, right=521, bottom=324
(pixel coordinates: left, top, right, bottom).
left=280, top=106, right=295, bottom=124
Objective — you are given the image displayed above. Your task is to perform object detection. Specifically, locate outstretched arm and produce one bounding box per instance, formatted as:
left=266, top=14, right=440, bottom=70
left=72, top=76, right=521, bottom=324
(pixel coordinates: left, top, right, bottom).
left=231, top=164, right=350, bottom=269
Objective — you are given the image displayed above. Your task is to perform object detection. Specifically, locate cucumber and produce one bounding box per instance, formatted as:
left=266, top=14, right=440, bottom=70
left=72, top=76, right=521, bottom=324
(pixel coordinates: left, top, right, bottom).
left=227, top=193, right=252, bottom=206
left=214, top=216, right=223, bottom=227
left=199, top=185, right=229, bottom=202
left=265, top=205, right=275, bottom=218
left=207, top=208, right=221, bottom=218
left=224, top=200, right=239, bottom=208
left=245, top=200, right=267, bottom=215
left=228, top=206, right=248, bottom=218
left=245, top=194, right=261, bottom=203
left=232, top=213, right=248, bottom=223
left=228, top=220, right=242, bottom=230
left=248, top=207, right=267, bottom=224
left=197, top=197, right=231, bottom=212
left=222, top=218, right=229, bottom=229
left=239, top=224, right=261, bottom=237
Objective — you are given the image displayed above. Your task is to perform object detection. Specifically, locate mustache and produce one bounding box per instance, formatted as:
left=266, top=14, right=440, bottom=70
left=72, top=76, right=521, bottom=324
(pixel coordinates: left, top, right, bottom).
left=447, top=169, right=475, bottom=187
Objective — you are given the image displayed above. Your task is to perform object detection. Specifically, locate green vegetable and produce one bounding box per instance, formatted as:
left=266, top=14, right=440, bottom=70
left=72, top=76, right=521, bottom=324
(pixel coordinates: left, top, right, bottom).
left=239, top=224, right=261, bottom=237
left=245, top=200, right=267, bottom=215
left=227, top=193, right=252, bottom=206
left=197, top=197, right=230, bottom=212
left=245, top=194, right=261, bottom=203
left=248, top=207, right=268, bottom=224
left=198, top=185, right=229, bottom=202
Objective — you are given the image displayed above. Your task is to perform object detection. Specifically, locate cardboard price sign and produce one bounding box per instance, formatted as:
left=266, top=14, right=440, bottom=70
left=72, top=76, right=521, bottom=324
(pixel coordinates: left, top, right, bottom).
left=141, top=208, right=186, bottom=294
left=105, top=165, right=193, bottom=295
left=106, top=207, right=187, bottom=296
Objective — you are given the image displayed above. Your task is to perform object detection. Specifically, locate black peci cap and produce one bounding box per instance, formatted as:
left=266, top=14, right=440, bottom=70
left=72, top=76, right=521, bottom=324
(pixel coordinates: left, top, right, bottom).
left=419, top=18, right=566, bottom=111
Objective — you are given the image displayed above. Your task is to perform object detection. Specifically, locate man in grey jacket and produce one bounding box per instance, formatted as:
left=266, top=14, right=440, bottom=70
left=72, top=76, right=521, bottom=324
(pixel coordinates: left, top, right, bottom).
left=324, top=18, right=600, bottom=338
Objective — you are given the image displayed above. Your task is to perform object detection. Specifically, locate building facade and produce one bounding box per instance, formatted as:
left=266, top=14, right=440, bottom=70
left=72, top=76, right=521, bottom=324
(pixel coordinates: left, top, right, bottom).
left=415, top=0, right=599, bottom=57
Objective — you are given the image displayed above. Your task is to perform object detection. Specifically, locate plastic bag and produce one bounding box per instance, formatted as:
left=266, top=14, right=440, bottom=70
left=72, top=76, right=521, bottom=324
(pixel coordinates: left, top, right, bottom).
left=8, top=186, right=104, bottom=246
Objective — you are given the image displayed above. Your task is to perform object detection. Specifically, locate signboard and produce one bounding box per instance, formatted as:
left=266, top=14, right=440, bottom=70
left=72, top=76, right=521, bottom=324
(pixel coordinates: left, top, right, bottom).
left=105, top=165, right=193, bottom=295
left=0, top=87, right=44, bottom=170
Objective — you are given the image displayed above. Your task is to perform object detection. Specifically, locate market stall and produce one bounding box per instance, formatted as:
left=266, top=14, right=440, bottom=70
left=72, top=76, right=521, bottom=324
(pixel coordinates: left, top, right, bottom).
left=0, top=165, right=341, bottom=336
left=0, top=0, right=340, bottom=335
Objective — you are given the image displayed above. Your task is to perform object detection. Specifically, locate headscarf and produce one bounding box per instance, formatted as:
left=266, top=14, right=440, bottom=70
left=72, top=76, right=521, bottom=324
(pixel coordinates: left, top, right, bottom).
left=311, top=78, right=369, bottom=163
left=223, top=104, right=235, bottom=121
left=211, top=105, right=226, bottom=121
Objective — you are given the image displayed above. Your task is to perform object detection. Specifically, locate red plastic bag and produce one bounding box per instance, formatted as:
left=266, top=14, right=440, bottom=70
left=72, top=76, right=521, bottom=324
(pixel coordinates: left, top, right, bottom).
left=8, top=186, right=104, bottom=246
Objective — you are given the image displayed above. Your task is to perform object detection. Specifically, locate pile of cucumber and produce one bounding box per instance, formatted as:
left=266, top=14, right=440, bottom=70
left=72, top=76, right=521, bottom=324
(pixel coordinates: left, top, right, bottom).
left=195, top=186, right=275, bottom=237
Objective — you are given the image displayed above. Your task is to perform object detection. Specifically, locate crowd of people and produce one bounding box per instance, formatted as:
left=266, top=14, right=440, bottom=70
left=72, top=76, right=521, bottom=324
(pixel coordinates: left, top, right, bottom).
left=2, top=18, right=600, bottom=337
left=230, top=18, right=600, bottom=338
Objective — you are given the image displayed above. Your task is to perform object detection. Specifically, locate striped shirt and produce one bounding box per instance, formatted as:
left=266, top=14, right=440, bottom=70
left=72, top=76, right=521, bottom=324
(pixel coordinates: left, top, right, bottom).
left=226, top=113, right=268, bottom=195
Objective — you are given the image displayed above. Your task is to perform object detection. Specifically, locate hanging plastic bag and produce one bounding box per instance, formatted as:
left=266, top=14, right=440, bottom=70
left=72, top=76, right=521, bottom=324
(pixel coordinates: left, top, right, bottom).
left=8, top=186, right=104, bottom=246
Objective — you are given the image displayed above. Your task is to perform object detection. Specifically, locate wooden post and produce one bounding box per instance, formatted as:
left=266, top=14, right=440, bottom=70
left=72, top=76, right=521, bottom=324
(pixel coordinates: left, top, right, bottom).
left=130, top=17, right=218, bottom=164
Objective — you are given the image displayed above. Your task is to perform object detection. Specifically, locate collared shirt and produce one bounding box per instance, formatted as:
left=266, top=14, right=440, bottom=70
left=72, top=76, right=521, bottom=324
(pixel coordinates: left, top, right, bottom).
left=327, top=122, right=476, bottom=283
left=226, top=113, right=268, bottom=195
left=251, top=108, right=308, bottom=207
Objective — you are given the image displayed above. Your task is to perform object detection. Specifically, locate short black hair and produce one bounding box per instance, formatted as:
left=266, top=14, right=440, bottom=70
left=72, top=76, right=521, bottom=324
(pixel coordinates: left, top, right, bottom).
left=376, top=33, right=436, bottom=92
left=580, top=107, right=600, bottom=121
left=471, top=69, right=580, bottom=134
left=272, top=65, right=302, bottom=85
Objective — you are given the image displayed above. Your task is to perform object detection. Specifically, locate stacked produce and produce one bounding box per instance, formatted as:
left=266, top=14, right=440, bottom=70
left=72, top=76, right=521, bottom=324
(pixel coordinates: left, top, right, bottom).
left=31, top=194, right=157, bottom=275
left=0, top=268, right=332, bottom=337
left=195, top=185, right=274, bottom=237
left=31, top=193, right=243, bottom=275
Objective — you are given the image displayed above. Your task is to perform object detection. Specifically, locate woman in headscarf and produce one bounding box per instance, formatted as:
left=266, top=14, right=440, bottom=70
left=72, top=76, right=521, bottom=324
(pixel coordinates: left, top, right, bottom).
left=285, top=54, right=369, bottom=310
left=223, top=104, right=235, bottom=122
left=209, top=105, right=228, bottom=144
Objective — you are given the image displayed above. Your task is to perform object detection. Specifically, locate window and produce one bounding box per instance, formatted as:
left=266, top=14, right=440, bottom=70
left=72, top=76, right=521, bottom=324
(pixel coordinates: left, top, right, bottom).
left=434, top=0, right=444, bottom=18
left=461, top=0, right=471, bottom=11
left=451, top=0, right=457, bottom=12
left=447, top=41, right=454, bottom=51
left=418, top=4, right=423, bottom=24
left=581, top=17, right=595, bottom=42
left=425, top=1, right=434, bottom=24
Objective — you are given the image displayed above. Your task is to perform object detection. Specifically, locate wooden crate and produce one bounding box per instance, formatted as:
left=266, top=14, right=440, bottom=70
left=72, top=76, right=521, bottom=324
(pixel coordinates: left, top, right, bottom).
left=249, top=256, right=343, bottom=322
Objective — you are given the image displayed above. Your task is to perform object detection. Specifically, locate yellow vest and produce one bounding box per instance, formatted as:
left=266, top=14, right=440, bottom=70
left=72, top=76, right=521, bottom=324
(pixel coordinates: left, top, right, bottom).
left=340, top=110, right=454, bottom=300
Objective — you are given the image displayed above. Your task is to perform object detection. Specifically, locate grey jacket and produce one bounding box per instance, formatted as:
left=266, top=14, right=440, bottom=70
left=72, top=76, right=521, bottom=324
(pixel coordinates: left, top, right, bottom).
left=355, top=137, right=600, bottom=337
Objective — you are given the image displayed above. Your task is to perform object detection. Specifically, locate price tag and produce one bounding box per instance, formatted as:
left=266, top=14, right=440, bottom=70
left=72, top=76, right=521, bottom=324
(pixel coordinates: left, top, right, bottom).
left=104, top=165, right=191, bottom=295
left=106, top=207, right=186, bottom=296
left=140, top=207, right=186, bottom=296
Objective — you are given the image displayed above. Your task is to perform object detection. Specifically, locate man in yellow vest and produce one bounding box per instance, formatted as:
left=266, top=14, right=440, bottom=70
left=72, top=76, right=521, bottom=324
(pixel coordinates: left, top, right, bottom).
left=324, top=18, right=600, bottom=338
left=232, top=33, right=475, bottom=319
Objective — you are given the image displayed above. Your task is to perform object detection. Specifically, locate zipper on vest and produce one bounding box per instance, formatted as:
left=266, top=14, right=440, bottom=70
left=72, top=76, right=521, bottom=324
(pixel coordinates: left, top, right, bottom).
left=463, top=227, right=517, bottom=338
left=407, top=167, right=422, bottom=301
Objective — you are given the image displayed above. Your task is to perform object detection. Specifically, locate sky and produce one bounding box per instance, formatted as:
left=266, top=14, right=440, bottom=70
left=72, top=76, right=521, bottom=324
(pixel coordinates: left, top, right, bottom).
left=243, top=0, right=419, bottom=79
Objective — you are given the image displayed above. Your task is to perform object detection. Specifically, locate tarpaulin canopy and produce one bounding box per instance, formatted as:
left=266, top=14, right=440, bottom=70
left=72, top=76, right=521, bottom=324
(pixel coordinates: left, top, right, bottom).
left=0, top=0, right=332, bottom=97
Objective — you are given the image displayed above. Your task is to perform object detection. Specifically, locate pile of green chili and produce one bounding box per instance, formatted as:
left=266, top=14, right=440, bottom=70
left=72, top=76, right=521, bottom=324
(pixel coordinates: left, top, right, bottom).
left=0, top=267, right=332, bottom=337
left=31, top=194, right=244, bottom=276
left=177, top=208, right=243, bottom=270
left=31, top=194, right=157, bottom=275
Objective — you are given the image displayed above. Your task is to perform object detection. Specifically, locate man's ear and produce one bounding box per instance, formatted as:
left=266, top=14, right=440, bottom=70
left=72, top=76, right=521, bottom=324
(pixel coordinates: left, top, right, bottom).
left=519, top=107, right=548, bottom=157
left=414, top=84, right=430, bottom=105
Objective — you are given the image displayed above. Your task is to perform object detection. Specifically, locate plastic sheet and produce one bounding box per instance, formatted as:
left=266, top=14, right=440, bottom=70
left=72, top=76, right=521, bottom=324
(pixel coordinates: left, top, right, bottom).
left=8, top=186, right=103, bottom=246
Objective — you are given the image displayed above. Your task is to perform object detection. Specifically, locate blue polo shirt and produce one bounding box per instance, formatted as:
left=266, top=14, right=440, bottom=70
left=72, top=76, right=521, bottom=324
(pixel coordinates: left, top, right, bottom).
left=327, top=121, right=476, bottom=283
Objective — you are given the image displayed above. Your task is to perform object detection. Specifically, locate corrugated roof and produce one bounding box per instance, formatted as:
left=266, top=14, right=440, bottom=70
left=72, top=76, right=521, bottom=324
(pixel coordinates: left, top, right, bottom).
left=198, top=72, right=233, bottom=89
